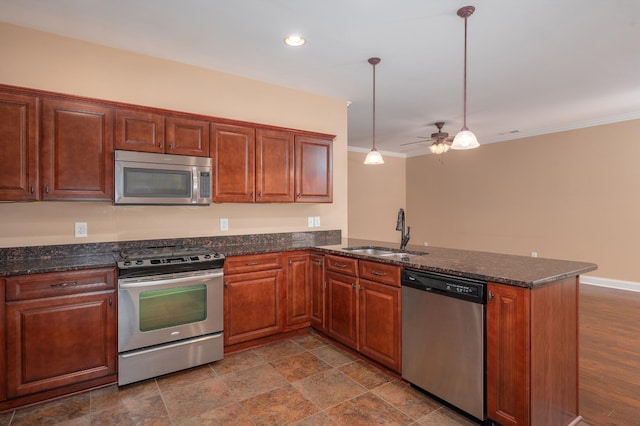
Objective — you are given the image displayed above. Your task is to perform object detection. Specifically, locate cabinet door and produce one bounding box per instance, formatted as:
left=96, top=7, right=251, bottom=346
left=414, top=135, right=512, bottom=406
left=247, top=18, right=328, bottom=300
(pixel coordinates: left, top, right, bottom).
left=325, top=270, right=358, bottom=349
left=6, top=290, right=117, bottom=398
left=0, top=278, right=5, bottom=402
left=358, top=279, right=401, bottom=372
left=309, top=254, right=325, bottom=330
left=294, top=135, right=332, bottom=203
left=285, top=253, right=311, bottom=327
left=0, top=93, right=39, bottom=201
left=166, top=116, right=210, bottom=156
left=256, top=129, right=294, bottom=202
left=487, top=282, right=530, bottom=426
left=115, top=109, right=164, bottom=153
left=41, top=99, right=114, bottom=200
left=211, top=123, right=255, bottom=202
left=224, top=269, right=283, bottom=345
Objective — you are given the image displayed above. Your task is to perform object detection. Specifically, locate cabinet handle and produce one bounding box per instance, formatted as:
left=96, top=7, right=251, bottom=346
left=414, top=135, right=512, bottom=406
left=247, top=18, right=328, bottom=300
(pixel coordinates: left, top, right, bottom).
left=51, top=281, right=77, bottom=288
left=159, top=143, right=164, bottom=148
left=250, top=192, right=254, bottom=198
left=289, top=260, right=293, bottom=265
left=488, top=290, right=494, bottom=302
left=332, top=262, right=347, bottom=268
left=296, top=193, right=301, bottom=199
left=170, top=144, right=175, bottom=149
left=45, top=185, right=49, bottom=193
left=359, top=286, right=363, bottom=292
left=245, top=262, right=260, bottom=266
left=258, top=191, right=262, bottom=197
left=224, top=282, right=229, bottom=288
left=371, top=270, right=386, bottom=276
left=109, top=297, right=113, bottom=306
left=351, top=283, right=355, bottom=290
left=314, top=261, right=323, bottom=266
left=30, top=185, right=35, bottom=193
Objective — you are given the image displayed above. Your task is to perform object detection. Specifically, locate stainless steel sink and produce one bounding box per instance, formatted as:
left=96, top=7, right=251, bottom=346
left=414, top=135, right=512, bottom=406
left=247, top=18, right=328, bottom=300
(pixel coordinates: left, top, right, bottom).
left=342, top=246, right=427, bottom=259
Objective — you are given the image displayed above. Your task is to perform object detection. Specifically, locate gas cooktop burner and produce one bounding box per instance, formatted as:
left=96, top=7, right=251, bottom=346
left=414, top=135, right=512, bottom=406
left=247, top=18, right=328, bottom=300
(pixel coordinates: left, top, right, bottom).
left=117, top=245, right=225, bottom=278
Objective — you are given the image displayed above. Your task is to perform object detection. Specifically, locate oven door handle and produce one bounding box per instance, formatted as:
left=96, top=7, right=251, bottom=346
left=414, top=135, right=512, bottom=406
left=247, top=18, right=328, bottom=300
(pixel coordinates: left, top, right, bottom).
left=119, top=270, right=223, bottom=288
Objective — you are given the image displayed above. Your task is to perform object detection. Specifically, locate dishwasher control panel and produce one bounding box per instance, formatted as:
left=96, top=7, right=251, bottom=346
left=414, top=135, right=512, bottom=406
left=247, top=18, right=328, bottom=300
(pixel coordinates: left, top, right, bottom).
left=401, top=269, right=486, bottom=303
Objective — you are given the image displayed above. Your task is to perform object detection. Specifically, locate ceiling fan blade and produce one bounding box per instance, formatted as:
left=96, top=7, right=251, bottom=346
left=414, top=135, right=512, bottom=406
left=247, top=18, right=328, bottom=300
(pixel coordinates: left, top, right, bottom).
left=400, top=139, right=432, bottom=146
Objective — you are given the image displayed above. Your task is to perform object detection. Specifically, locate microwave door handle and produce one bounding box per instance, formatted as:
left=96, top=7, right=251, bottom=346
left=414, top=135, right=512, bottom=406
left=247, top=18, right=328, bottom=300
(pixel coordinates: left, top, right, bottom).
left=119, top=271, right=223, bottom=288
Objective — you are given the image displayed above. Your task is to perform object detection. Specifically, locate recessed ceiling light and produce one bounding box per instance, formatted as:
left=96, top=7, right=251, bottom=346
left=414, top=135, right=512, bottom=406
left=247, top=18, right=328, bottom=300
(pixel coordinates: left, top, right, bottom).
left=284, top=35, right=306, bottom=47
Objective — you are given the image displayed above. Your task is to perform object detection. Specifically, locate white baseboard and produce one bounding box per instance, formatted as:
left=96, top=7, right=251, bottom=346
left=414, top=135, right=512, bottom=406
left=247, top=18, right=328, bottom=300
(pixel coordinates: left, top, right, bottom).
left=580, top=275, right=640, bottom=293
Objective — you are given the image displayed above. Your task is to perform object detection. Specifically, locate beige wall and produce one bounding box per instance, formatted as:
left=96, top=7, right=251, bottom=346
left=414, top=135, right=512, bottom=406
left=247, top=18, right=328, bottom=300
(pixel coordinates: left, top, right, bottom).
left=406, top=119, right=640, bottom=283
left=0, top=23, right=348, bottom=247
left=347, top=152, right=406, bottom=243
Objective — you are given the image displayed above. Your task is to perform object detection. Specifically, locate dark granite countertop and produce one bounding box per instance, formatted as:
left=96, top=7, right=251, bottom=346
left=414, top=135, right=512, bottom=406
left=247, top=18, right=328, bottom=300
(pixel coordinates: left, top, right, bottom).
left=0, top=232, right=597, bottom=288
left=315, top=238, right=597, bottom=288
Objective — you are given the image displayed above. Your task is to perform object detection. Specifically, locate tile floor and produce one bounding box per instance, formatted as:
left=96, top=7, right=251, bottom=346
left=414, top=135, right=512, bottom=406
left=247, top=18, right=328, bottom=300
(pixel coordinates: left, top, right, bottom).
left=0, top=331, right=482, bottom=425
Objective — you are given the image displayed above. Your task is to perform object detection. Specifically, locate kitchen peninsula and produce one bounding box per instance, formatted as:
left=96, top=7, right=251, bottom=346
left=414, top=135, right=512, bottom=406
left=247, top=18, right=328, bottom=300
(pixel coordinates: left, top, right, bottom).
left=0, top=232, right=596, bottom=426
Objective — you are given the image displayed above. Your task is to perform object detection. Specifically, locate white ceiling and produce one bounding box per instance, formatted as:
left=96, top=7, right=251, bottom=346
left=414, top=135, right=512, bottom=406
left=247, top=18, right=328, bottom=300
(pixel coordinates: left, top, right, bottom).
left=2, top=0, right=640, bottom=156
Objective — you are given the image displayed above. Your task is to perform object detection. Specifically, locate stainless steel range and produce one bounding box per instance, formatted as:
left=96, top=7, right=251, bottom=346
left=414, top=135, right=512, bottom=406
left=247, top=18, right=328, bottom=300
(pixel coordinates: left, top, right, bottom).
left=117, top=245, right=225, bottom=386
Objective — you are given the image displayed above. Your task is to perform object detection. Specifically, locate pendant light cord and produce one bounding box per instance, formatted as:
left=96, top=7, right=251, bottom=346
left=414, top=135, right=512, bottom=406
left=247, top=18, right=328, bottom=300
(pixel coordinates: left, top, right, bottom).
left=462, top=15, right=468, bottom=130
left=372, top=60, right=377, bottom=150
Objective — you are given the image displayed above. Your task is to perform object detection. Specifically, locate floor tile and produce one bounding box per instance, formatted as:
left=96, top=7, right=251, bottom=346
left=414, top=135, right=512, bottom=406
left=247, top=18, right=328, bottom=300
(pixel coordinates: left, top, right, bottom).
left=173, top=403, right=254, bottom=426
left=417, top=406, right=478, bottom=426
left=90, top=380, right=159, bottom=412
left=161, top=377, right=236, bottom=422
left=290, top=333, right=329, bottom=350
left=221, top=363, right=289, bottom=400
left=0, top=411, right=14, bottom=426
left=292, top=369, right=367, bottom=409
left=251, top=339, right=305, bottom=362
left=270, top=351, right=332, bottom=382
left=11, top=392, right=90, bottom=425
left=339, top=359, right=393, bottom=389
left=372, top=380, right=442, bottom=420
left=325, top=391, right=414, bottom=425
left=240, top=384, right=319, bottom=425
left=90, top=394, right=170, bottom=426
left=311, top=344, right=358, bottom=367
left=210, top=349, right=265, bottom=376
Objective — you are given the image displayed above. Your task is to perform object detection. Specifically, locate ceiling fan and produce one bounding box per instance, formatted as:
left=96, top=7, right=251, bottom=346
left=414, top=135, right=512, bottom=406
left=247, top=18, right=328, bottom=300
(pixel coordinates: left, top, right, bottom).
left=402, top=122, right=454, bottom=154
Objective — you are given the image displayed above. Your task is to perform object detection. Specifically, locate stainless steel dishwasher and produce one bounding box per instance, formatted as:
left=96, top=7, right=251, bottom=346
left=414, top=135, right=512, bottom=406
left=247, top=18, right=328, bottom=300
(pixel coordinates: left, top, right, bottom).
left=401, top=269, right=487, bottom=422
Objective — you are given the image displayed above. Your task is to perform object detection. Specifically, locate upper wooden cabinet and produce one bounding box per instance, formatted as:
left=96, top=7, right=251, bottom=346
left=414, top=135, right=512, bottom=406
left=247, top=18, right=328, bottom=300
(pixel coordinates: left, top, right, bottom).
left=0, top=92, right=38, bottom=201
left=295, top=135, right=333, bottom=203
left=116, top=109, right=210, bottom=156
left=40, top=98, right=114, bottom=201
left=211, top=123, right=256, bottom=202
left=212, top=123, right=333, bottom=204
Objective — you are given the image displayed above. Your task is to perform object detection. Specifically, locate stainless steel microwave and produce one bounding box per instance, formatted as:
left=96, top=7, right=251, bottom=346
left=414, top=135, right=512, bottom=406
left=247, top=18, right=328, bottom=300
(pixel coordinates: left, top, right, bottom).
left=114, top=150, right=212, bottom=205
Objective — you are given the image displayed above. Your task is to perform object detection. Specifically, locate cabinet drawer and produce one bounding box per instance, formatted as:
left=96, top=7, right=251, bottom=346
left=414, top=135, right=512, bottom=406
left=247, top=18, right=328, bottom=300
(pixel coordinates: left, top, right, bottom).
left=359, top=260, right=401, bottom=287
left=224, top=253, right=283, bottom=274
left=325, top=255, right=358, bottom=276
left=6, top=268, right=116, bottom=301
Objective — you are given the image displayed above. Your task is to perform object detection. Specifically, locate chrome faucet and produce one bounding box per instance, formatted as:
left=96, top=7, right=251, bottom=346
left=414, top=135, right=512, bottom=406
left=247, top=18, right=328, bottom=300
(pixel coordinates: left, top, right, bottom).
left=396, top=208, right=411, bottom=250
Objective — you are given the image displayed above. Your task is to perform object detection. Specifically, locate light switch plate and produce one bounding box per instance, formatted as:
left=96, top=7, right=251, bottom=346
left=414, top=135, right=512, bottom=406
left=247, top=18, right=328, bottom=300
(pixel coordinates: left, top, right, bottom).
left=307, top=216, right=315, bottom=227
left=220, top=218, right=229, bottom=231
left=314, top=216, right=321, bottom=227
left=74, top=222, right=88, bottom=238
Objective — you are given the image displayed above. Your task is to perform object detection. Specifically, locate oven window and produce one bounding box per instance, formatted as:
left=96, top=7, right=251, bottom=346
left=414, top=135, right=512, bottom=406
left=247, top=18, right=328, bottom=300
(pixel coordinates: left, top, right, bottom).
left=124, top=167, right=191, bottom=198
left=139, top=285, right=207, bottom=331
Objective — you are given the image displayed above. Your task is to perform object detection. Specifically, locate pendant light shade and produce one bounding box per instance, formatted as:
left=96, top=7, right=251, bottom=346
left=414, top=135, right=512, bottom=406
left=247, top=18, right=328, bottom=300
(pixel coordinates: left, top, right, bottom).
left=451, top=5, right=480, bottom=150
left=364, top=57, right=384, bottom=164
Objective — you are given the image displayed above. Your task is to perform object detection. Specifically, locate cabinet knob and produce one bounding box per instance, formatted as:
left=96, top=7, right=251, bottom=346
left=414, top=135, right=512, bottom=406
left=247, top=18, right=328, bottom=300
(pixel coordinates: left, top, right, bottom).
left=296, top=193, right=301, bottom=199
left=224, top=282, right=229, bottom=288
left=488, top=290, right=494, bottom=302
left=351, top=283, right=355, bottom=290
left=258, top=191, right=262, bottom=197
left=170, top=144, right=175, bottom=149
left=109, top=297, right=113, bottom=306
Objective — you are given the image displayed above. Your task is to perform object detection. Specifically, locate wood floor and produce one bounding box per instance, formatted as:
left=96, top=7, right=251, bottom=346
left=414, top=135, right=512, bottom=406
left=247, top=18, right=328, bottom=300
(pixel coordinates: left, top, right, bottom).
left=579, top=284, right=640, bottom=426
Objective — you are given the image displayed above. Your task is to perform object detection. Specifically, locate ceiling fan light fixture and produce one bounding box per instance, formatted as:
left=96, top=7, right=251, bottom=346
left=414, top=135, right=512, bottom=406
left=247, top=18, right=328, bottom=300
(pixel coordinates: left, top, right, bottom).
left=364, top=57, right=384, bottom=165
left=429, top=141, right=451, bottom=154
left=451, top=5, right=480, bottom=151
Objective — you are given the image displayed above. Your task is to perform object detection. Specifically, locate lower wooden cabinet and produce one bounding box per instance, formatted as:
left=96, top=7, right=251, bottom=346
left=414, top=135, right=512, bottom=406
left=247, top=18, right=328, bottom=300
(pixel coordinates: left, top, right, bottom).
left=309, top=254, right=325, bottom=329
left=487, top=278, right=580, bottom=426
left=223, top=253, right=284, bottom=346
left=4, top=268, right=117, bottom=400
left=285, top=253, right=312, bottom=327
left=322, top=256, right=402, bottom=372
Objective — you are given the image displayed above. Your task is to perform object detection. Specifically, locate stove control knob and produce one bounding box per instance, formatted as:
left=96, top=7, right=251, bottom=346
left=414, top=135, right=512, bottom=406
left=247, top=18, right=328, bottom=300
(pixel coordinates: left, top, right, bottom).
left=214, top=253, right=220, bottom=258
left=123, top=261, right=132, bottom=266
left=135, top=260, right=144, bottom=265
left=204, top=254, right=211, bottom=259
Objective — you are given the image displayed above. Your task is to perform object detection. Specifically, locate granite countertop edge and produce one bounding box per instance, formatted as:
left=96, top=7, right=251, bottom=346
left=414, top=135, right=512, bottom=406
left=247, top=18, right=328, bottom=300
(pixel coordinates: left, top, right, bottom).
left=0, top=236, right=597, bottom=288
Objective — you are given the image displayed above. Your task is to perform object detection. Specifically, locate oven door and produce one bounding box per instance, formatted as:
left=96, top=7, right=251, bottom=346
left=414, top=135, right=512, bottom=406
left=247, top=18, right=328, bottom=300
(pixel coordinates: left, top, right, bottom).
left=118, top=269, right=223, bottom=353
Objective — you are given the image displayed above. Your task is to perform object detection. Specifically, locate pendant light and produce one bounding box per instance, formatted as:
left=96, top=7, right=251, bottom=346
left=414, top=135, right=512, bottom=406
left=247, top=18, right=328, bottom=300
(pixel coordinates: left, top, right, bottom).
left=451, top=6, right=480, bottom=150
left=364, top=57, right=384, bottom=164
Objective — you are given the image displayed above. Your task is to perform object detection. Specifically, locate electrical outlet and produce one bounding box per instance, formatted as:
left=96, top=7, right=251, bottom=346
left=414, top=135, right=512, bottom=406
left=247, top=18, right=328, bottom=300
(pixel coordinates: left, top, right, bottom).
left=220, top=218, right=229, bottom=231
left=314, top=216, right=321, bottom=227
left=531, top=251, right=538, bottom=257
left=307, top=216, right=315, bottom=227
left=74, top=222, right=88, bottom=238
